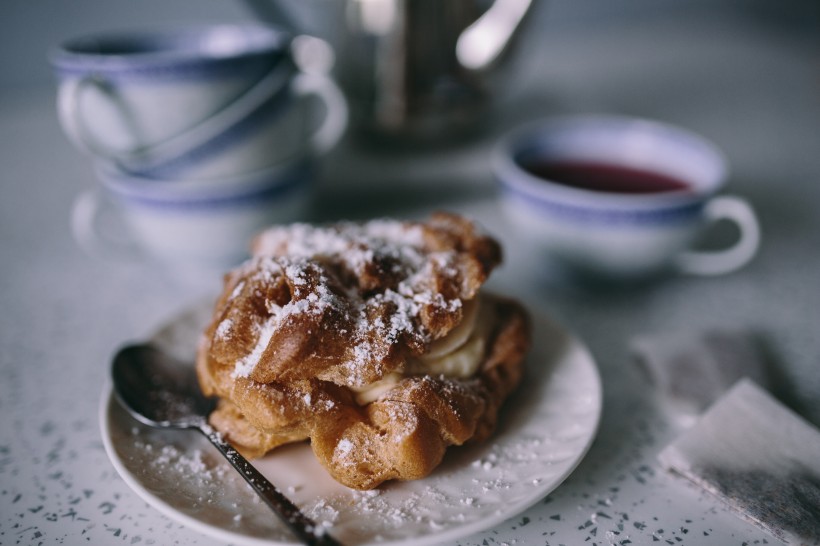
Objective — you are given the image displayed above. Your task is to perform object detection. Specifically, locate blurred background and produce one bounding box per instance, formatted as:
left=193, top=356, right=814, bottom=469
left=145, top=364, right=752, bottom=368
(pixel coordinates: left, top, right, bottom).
left=5, top=0, right=817, bottom=215
left=5, top=0, right=820, bottom=91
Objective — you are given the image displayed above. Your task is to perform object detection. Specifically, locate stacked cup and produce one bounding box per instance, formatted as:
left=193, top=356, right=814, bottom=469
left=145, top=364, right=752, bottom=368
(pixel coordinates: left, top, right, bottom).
left=51, top=24, right=347, bottom=274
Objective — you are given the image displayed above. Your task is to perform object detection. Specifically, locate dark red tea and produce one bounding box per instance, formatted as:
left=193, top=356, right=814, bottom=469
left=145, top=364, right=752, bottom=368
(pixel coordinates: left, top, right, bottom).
left=522, top=159, right=691, bottom=194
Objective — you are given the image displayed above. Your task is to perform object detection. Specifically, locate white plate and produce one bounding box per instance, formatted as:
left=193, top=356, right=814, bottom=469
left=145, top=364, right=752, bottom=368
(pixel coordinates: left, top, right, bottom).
left=100, top=301, right=602, bottom=546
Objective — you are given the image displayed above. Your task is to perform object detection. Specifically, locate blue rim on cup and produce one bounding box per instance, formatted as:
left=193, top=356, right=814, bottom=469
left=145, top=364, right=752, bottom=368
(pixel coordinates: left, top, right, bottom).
left=50, top=24, right=298, bottom=172
left=51, top=24, right=291, bottom=82
left=71, top=156, right=316, bottom=270
left=127, top=83, right=294, bottom=180
left=95, top=155, right=315, bottom=210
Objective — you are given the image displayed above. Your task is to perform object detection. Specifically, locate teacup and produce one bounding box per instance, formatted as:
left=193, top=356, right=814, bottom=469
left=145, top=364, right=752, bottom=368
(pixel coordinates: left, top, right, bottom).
left=492, top=115, right=761, bottom=280
left=72, top=156, right=315, bottom=273
left=51, top=24, right=347, bottom=179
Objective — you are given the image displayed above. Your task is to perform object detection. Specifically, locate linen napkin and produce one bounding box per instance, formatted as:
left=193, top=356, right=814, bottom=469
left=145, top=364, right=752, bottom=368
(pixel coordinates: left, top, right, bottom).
left=631, top=328, right=771, bottom=424
left=658, top=379, right=820, bottom=545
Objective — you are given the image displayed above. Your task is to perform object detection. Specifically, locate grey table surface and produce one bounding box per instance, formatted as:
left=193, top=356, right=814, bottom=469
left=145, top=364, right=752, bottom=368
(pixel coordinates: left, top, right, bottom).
left=1, top=4, right=819, bottom=546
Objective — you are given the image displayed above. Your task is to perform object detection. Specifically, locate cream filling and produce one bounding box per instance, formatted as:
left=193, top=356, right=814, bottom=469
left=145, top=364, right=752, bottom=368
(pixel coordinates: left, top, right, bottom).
left=351, top=295, right=493, bottom=405
left=424, top=296, right=480, bottom=358
left=350, top=372, right=403, bottom=405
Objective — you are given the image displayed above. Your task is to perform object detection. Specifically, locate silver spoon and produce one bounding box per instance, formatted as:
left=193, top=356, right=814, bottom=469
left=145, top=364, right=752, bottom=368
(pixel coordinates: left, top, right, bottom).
left=111, top=343, right=343, bottom=546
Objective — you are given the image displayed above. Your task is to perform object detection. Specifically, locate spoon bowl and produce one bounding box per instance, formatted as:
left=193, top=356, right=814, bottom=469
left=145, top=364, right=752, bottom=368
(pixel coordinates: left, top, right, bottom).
left=112, top=344, right=215, bottom=428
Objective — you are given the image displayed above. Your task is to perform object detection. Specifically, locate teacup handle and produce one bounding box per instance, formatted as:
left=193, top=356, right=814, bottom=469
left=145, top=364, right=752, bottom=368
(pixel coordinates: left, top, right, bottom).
left=61, top=62, right=293, bottom=171
left=71, top=188, right=142, bottom=260
left=675, top=195, right=761, bottom=276
left=291, top=72, right=349, bottom=155
left=59, top=75, right=144, bottom=161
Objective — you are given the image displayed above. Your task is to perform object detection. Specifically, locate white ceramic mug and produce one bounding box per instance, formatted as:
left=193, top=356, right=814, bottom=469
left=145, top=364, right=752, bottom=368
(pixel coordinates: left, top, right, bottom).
left=493, top=115, right=761, bottom=280
left=51, top=24, right=347, bottom=179
left=72, top=157, right=315, bottom=273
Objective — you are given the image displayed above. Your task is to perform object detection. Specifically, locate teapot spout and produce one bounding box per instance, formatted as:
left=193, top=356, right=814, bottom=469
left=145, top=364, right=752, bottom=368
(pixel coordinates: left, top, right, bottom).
left=456, top=0, right=534, bottom=71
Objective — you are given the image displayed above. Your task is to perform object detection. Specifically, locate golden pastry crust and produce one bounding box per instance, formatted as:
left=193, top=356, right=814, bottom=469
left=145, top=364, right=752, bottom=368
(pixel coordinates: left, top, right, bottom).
left=196, top=212, right=530, bottom=489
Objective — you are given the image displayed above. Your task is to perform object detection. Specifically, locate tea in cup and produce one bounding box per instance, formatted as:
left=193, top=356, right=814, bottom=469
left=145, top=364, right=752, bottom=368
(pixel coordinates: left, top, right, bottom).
left=493, top=115, right=760, bottom=280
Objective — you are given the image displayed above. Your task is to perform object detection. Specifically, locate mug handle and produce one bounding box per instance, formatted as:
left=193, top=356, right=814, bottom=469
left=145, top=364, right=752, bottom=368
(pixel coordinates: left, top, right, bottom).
left=60, top=75, right=146, bottom=161
left=61, top=63, right=293, bottom=171
left=291, top=72, right=349, bottom=155
left=675, top=195, right=761, bottom=276
left=71, top=188, right=142, bottom=260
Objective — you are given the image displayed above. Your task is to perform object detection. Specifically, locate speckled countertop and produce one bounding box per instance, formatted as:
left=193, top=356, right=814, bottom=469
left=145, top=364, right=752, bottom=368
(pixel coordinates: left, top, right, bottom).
left=1, top=4, right=819, bottom=546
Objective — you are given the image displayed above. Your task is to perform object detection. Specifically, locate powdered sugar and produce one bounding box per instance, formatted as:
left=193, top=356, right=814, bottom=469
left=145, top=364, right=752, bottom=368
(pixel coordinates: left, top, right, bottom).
left=225, top=218, right=469, bottom=384
left=254, top=220, right=425, bottom=261
left=131, top=431, right=229, bottom=485
left=232, top=315, right=278, bottom=378
left=335, top=439, right=353, bottom=458
left=214, top=318, right=233, bottom=340
left=229, top=280, right=245, bottom=300
left=380, top=288, right=423, bottom=343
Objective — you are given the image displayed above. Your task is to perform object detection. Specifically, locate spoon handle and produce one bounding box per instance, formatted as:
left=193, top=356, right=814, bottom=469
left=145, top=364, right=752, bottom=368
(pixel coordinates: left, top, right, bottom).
left=200, top=426, right=343, bottom=546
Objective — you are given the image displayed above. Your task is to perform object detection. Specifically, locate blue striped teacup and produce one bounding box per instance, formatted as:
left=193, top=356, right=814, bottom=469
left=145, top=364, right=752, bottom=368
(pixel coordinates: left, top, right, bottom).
left=493, top=115, right=760, bottom=280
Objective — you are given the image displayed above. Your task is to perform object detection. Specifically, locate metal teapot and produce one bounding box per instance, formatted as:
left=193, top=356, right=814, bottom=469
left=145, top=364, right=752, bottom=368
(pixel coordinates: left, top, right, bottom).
left=245, top=0, right=535, bottom=143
